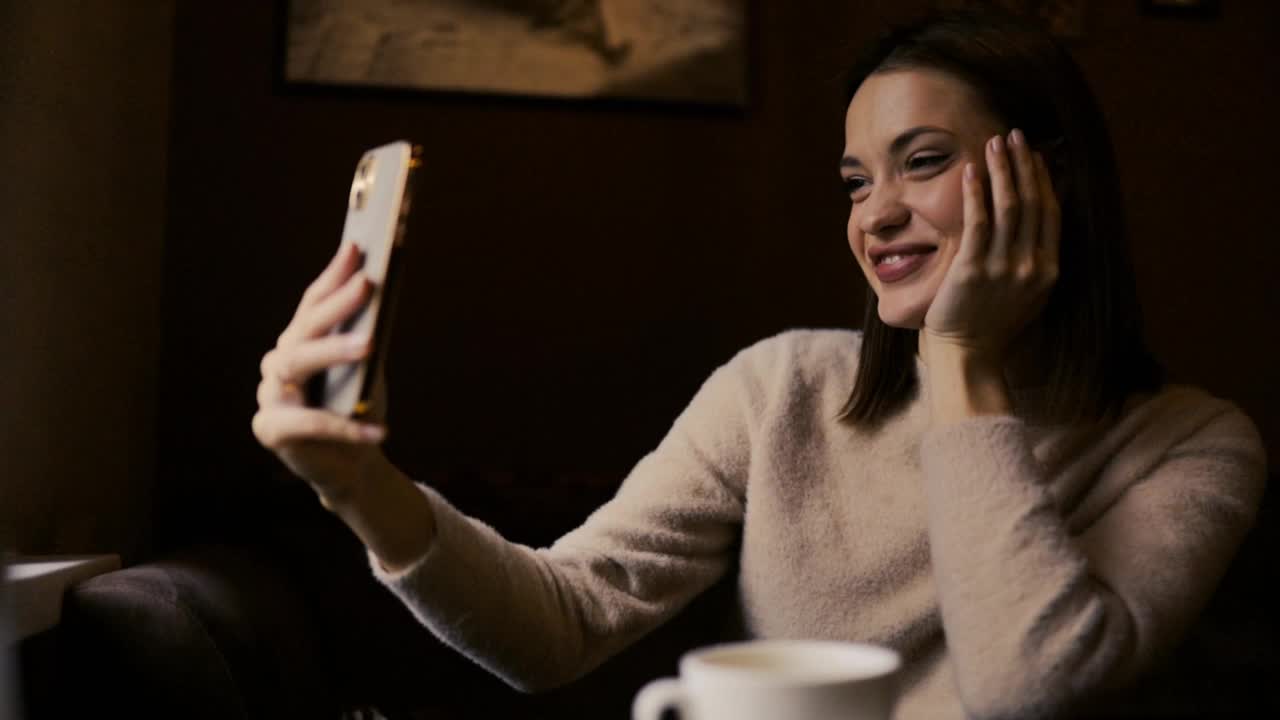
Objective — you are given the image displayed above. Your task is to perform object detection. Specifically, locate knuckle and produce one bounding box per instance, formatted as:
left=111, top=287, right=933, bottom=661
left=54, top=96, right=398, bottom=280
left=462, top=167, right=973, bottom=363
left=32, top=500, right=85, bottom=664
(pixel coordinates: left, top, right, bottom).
left=274, top=354, right=296, bottom=381
left=260, top=350, right=276, bottom=378
left=251, top=412, right=277, bottom=447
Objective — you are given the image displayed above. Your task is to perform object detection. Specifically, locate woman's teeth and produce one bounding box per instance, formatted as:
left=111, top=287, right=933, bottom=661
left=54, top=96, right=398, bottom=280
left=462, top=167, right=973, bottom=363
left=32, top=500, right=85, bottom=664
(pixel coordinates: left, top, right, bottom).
left=875, top=249, right=935, bottom=266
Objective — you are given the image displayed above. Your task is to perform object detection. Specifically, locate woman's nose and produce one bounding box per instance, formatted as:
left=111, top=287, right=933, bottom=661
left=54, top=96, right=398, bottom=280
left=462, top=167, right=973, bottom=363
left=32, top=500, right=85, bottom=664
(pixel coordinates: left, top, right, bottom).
left=857, top=184, right=910, bottom=236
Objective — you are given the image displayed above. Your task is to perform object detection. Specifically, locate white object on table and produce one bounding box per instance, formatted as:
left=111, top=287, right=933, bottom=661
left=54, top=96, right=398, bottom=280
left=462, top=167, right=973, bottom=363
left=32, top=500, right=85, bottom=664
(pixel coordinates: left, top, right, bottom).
left=3, top=555, right=121, bottom=641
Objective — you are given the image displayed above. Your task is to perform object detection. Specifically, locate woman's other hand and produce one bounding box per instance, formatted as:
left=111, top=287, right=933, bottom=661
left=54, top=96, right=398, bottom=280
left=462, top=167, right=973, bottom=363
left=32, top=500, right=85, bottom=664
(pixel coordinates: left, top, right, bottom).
left=921, top=129, right=1060, bottom=365
left=252, top=242, right=390, bottom=508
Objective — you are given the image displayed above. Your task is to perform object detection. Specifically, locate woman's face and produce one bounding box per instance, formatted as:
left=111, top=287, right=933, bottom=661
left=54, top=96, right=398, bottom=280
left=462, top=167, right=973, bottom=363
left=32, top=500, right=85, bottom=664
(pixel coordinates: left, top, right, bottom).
left=842, top=69, right=1004, bottom=328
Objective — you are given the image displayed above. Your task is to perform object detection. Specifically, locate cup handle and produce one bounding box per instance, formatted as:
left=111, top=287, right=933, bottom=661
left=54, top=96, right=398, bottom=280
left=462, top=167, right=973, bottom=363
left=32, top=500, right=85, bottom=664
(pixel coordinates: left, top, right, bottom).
left=632, top=677, right=687, bottom=720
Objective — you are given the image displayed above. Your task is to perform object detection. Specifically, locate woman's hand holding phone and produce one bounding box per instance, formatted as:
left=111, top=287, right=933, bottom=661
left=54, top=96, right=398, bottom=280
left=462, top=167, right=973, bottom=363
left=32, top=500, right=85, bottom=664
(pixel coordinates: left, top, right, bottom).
left=252, top=241, right=392, bottom=509
left=253, top=141, right=433, bottom=570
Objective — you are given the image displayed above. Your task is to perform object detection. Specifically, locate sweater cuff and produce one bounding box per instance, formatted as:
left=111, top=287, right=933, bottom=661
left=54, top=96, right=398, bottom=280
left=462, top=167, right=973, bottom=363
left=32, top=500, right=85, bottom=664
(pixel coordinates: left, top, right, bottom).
left=366, top=482, right=476, bottom=590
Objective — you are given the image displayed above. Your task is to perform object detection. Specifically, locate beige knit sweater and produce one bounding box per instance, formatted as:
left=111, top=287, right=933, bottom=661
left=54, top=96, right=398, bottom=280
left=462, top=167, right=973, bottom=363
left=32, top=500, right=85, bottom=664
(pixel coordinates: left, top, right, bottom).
left=370, top=329, right=1266, bottom=719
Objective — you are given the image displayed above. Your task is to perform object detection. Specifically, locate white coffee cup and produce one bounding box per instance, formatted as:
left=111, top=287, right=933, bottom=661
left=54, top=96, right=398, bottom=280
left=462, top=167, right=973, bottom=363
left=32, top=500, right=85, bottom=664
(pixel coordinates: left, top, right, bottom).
left=632, top=639, right=901, bottom=720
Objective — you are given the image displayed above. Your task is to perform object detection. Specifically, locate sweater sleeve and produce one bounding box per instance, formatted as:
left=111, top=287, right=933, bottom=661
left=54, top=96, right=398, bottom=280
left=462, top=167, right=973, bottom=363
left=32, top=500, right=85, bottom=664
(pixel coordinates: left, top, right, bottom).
left=918, top=396, right=1266, bottom=720
left=367, top=348, right=757, bottom=692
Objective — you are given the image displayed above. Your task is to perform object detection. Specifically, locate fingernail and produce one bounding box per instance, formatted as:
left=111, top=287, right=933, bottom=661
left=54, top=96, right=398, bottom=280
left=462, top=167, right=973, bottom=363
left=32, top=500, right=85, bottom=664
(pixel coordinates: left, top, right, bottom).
left=1009, top=128, right=1024, bottom=146
left=362, top=425, right=386, bottom=442
left=349, top=334, right=371, bottom=350
left=990, top=135, right=1003, bottom=153
left=964, top=163, right=976, bottom=181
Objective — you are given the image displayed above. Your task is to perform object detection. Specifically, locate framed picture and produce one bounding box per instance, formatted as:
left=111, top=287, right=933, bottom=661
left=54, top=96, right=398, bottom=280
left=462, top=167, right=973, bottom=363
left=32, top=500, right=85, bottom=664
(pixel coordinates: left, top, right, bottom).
left=282, top=0, right=749, bottom=106
left=1140, top=0, right=1221, bottom=19
left=934, top=0, right=1087, bottom=39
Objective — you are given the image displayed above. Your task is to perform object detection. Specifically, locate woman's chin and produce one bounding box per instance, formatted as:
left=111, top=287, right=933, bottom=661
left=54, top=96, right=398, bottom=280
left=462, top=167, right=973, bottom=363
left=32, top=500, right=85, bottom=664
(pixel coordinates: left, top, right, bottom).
left=876, top=301, right=927, bottom=330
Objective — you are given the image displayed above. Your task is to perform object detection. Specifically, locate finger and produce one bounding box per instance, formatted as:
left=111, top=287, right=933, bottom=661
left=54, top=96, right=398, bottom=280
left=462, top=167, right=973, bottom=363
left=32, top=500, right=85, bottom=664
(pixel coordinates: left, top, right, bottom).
left=279, top=269, right=371, bottom=346
left=261, top=332, right=371, bottom=386
left=1034, top=153, right=1061, bottom=288
left=252, top=405, right=387, bottom=450
left=1007, top=130, right=1041, bottom=269
left=299, top=242, right=362, bottom=311
left=257, top=373, right=306, bottom=407
left=985, top=133, right=1019, bottom=268
left=958, top=161, right=990, bottom=266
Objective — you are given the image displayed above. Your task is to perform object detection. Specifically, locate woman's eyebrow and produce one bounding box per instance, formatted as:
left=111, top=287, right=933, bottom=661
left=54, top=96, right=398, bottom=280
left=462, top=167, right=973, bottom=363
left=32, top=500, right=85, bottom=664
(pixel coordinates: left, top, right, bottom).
left=841, top=126, right=955, bottom=170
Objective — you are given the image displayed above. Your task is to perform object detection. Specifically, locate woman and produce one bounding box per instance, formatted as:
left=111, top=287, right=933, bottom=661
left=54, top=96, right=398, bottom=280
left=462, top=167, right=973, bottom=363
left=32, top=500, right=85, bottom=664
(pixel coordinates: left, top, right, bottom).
left=252, top=11, right=1265, bottom=719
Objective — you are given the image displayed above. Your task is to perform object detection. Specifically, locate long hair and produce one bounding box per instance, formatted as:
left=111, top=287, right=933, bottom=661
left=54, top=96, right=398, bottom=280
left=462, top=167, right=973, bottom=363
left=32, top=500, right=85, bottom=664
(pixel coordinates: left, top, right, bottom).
left=840, top=10, right=1163, bottom=427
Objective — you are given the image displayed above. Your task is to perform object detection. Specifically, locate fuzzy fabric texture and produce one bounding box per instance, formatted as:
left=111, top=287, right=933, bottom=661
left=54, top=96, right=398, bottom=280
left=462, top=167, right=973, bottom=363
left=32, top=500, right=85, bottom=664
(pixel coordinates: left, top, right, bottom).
left=369, top=329, right=1266, bottom=719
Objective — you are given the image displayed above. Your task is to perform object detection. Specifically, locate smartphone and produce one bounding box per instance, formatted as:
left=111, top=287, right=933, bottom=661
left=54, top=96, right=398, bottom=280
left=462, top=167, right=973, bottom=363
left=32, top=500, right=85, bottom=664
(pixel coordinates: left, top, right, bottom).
left=320, top=140, right=420, bottom=419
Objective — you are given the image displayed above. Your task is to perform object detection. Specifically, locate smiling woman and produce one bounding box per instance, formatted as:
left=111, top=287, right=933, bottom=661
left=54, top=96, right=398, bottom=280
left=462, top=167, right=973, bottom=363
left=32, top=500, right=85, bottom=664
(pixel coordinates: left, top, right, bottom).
left=838, top=13, right=1163, bottom=428
left=251, top=8, right=1266, bottom=720
left=842, top=76, right=996, bottom=329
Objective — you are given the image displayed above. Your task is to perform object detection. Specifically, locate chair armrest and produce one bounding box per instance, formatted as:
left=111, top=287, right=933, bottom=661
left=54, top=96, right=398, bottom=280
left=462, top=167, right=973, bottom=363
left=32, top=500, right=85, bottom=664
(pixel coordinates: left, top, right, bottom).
left=56, top=545, right=332, bottom=719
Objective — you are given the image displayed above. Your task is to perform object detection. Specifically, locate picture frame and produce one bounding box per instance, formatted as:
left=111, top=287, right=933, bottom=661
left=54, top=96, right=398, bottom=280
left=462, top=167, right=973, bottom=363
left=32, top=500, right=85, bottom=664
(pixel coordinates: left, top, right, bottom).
left=934, top=0, right=1088, bottom=40
left=1139, top=0, right=1221, bottom=20
left=280, top=0, right=749, bottom=107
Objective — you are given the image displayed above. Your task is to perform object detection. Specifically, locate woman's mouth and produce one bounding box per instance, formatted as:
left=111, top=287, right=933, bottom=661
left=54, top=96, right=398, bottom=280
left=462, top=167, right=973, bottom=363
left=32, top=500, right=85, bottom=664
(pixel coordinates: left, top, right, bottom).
left=873, top=248, right=937, bottom=284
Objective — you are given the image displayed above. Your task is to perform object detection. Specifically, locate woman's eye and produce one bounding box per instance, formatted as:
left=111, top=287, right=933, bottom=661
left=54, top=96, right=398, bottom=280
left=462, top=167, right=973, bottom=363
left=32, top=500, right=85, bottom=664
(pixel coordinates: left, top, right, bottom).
left=842, top=176, right=870, bottom=200
left=907, top=153, right=948, bottom=171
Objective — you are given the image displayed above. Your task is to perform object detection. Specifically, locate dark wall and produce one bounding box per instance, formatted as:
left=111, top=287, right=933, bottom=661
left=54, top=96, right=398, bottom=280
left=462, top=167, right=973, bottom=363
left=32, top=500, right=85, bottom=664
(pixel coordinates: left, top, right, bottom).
left=157, top=2, right=1279, bottom=546
left=1, top=0, right=173, bottom=561
left=1082, top=2, right=1280, bottom=459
